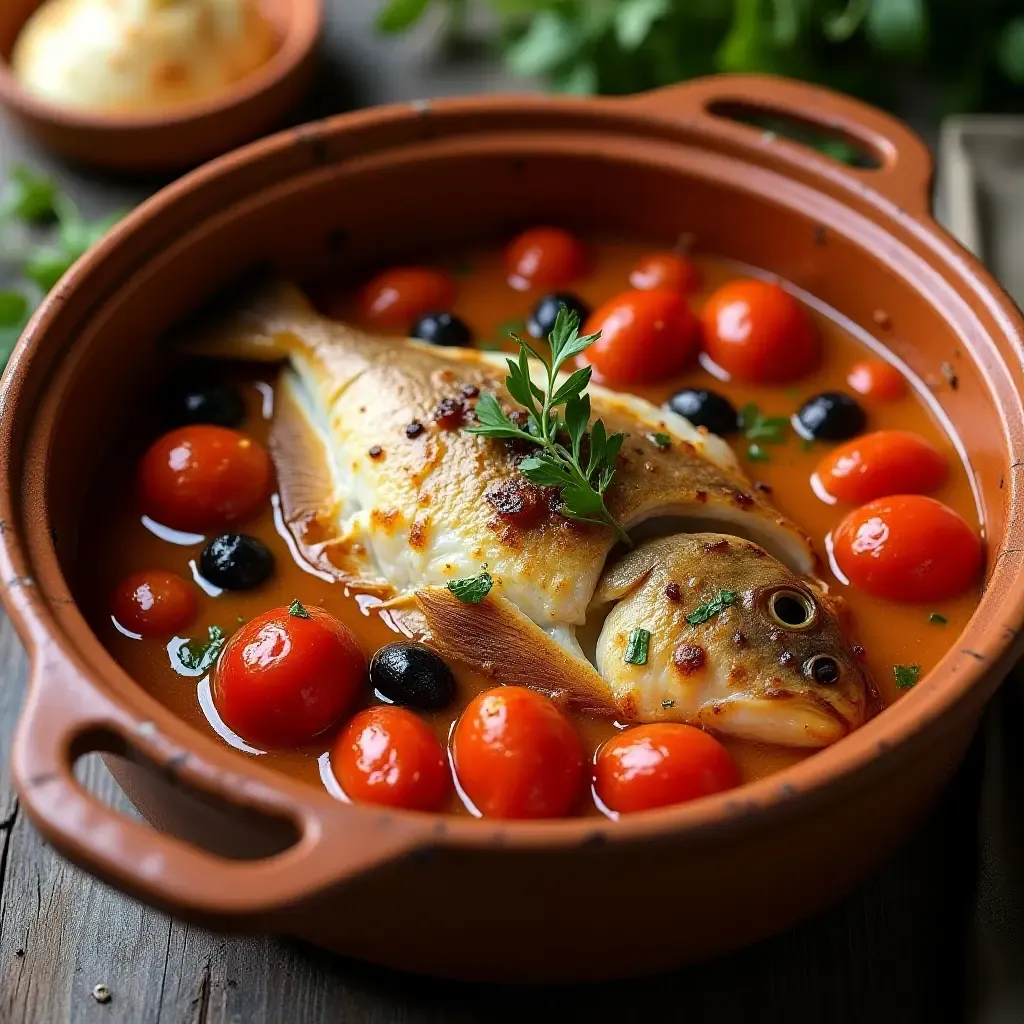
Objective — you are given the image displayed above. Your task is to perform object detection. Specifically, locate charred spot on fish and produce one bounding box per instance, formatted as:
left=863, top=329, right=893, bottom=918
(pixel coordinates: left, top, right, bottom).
left=727, top=664, right=748, bottom=685
left=694, top=490, right=708, bottom=504
left=409, top=519, right=430, bottom=550
left=405, top=421, right=425, bottom=439
left=368, top=445, right=384, bottom=460
left=765, top=588, right=818, bottom=630
left=733, top=631, right=747, bottom=647
left=371, top=508, right=401, bottom=532
left=731, top=490, right=754, bottom=509
left=779, top=651, right=797, bottom=669
left=703, top=539, right=730, bottom=554
left=461, top=383, right=480, bottom=398
left=673, top=644, right=706, bottom=676
left=754, top=481, right=773, bottom=494
left=433, top=397, right=468, bottom=430
left=665, top=582, right=682, bottom=602
left=485, top=479, right=546, bottom=528
left=852, top=644, right=867, bottom=662
left=806, top=655, right=841, bottom=685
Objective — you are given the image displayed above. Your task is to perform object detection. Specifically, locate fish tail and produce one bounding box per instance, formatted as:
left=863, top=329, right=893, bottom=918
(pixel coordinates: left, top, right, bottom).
left=175, top=279, right=320, bottom=362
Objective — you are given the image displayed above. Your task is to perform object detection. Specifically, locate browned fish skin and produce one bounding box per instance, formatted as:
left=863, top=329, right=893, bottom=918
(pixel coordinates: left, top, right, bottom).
left=592, top=534, right=874, bottom=746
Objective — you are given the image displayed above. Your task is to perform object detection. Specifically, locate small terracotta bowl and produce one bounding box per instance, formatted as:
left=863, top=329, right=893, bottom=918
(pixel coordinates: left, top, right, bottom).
left=2, top=75, right=1024, bottom=983
left=0, top=0, right=320, bottom=171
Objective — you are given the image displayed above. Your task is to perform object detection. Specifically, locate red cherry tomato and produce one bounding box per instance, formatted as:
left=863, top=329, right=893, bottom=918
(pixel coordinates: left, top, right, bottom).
left=138, top=426, right=271, bottom=533
left=594, top=724, right=738, bottom=814
left=846, top=359, right=907, bottom=402
left=832, top=495, right=982, bottom=603
left=333, top=706, right=449, bottom=812
left=504, top=227, right=587, bottom=291
left=452, top=686, right=584, bottom=819
left=629, top=251, right=701, bottom=294
left=358, top=267, right=456, bottom=329
left=814, top=431, right=948, bottom=505
left=580, top=288, right=700, bottom=386
left=214, top=604, right=366, bottom=748
left=111, top=570, right=197, bottom=637
left=701, top=279, right=819, bottom=383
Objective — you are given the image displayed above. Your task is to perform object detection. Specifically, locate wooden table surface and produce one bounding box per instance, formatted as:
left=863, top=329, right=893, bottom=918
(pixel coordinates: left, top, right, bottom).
left=1, top=4, right=1023, bottom=1022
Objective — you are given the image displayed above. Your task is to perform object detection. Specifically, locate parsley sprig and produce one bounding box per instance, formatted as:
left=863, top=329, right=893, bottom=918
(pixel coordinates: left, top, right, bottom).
left=465, top=307, right=631, bottom=546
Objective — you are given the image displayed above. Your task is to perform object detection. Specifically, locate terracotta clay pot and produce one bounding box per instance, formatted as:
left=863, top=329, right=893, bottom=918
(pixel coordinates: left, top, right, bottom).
left=0, top=0, right=320, bottom=171
left=2, top=76, right=1023, bottom=983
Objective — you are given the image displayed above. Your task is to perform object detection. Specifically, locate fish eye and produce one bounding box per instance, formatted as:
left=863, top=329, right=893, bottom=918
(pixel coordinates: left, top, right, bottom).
left=766, top=588, right=818, bottom=630
left=805, top=655, right=841, bottom=685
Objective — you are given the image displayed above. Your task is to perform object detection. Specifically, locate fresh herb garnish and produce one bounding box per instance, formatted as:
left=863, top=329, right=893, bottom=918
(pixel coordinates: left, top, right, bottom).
left=686, top=590, right=738, bottom=626
left=624, top=628, right=651, bottom=665
left=740, top=403, right=789, bottom=444
left=928, top=612, right=948, bottom=626
left=0, top=164, right=129, bottom=370
left=747, top=443, right=770, bottom=462
left=177, top=625, right=227, bottom=674
left=288, top=599, right=311, bottom=618
left=648, top=432, right=671, bottom=449
left=447, top=571, right=493, bottom=604
left=661, top=699, right=675, bottom=709
left=894, top=664, right=921, bottom=689
left=465, top=306, right=630, bottom=545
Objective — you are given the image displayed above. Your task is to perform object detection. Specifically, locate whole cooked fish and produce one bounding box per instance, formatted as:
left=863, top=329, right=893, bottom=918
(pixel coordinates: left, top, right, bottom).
left=184, top=281, right=873, bottom=746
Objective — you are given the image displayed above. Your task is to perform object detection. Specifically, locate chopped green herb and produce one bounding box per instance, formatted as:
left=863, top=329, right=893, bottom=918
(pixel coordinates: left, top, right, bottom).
left=624, top=628, right=651, bottom=665
left=661, top=699, right=675, bottom=709
left=465, top=306, right=630, bottom=545
left=2, top=165, right=58, bottom=224
left=288, top=599, right=311, bottom=619
left=740, top=403, right=789, bottom=445
left=648, top=432, right=671, bottom=449
left=177, top=625, right=227, bottom=674
left=894, top=664, right=921, bottom=689
left=0, top=290, right=28, bottom=326
left=686, top=590, right=738, bottom=626
left=928, top=612, right=948, bottom=626
left=747, top=443, right=770, bottom=462
left=447, top=571, right=493, bottom=603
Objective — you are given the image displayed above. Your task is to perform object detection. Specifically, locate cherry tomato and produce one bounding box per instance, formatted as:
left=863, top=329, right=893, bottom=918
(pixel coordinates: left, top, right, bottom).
left=594, top=724, right=738, bottom=814
left=333, top=706, right=449, bottom=812
left=580, top=288, right=700, bottom=386
left=815, top=431, right=948, bottom=505
left=111, top=570, right=197, bottom=637
left=847, top=359, right=907, bottom=402
left=629, top=251, right=701, bottom=294
left=214, top=604, right=366, bottom=748
left=505, top=227, right=587, bottom=291
left=358, top=267, right=456, bottom=329
left=701, top=279, right=819, bottom=383
left=452, top=686, right=584, bottom=819
left=832, top=495, right=982, bottom=603
left=138, top=425, right=271, bottom=533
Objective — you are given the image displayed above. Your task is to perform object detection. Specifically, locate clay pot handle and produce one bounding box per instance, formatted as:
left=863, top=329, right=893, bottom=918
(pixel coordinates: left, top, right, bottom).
left=628, top=74, right=934, bottom=219
left=12, top=649, right=422, bottom=922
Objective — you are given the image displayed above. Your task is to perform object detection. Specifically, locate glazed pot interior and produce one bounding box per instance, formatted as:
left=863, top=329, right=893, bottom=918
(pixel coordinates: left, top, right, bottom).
left=16, top=106, right=1021, bottom=842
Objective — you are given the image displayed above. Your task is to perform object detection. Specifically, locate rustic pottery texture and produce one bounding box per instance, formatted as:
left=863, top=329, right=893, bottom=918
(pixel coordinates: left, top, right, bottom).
left=1, top=76, right=1023, bottom=982
left=0, top=0, right=320, bottom=170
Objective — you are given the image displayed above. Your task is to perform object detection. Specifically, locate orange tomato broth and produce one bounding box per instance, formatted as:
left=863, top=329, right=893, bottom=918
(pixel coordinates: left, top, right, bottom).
left=76, top=238, right=981, bottom=817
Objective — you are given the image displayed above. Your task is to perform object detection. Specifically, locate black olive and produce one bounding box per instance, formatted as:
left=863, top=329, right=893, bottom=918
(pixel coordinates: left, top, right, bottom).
left=199, top=534, right=274, bottom=590
left=527, top=292, right=591, bottom=339
left=795, top=392, right=866, bottom=441
left=370, top=643, right=456, bottom=711
left=665, top=388, right=739, bottom=436
left=807, top=655, right=841, bottom=685
left=168, top=380, right=245, bottom=428
left=411, top=311, right=473, bottom=347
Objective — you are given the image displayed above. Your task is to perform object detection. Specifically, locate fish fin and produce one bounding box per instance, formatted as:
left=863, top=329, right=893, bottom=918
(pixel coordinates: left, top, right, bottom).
left=176, top=279, right=319, bottom=362
left=591, top=546, right=660, bottom=608
left=415, top=587, right=616, bottom=716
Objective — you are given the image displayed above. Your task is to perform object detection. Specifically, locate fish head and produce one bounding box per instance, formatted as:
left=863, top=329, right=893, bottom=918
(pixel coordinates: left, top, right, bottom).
left=592, top=534, right=875, bottom=747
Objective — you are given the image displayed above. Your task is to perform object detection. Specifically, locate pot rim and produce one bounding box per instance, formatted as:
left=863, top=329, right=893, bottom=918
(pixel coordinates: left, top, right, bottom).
left=3, top=76, right=1024, bottom=856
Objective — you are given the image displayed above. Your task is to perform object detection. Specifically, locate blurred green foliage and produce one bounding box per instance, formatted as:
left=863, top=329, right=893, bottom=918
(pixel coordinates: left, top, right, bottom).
left=375, top=0, right=1024, bottom=114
